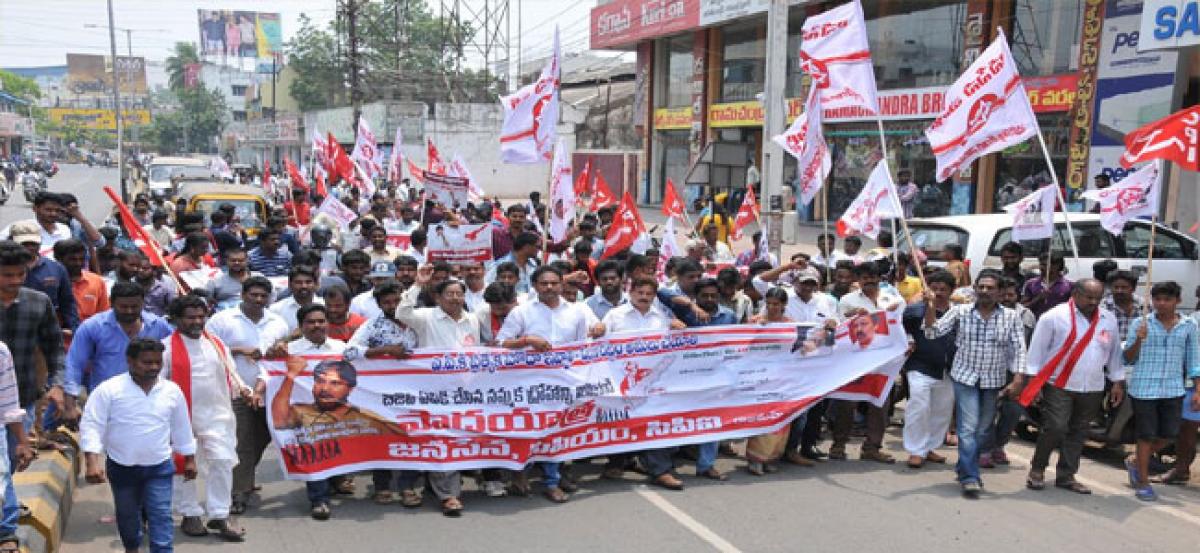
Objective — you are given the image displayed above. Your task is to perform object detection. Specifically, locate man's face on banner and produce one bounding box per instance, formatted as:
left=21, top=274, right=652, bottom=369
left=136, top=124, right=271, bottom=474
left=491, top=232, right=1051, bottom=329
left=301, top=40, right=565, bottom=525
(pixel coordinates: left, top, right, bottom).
left=313, top=368, right=352, bottom=412
left=850, top=314, right=877, bottom=349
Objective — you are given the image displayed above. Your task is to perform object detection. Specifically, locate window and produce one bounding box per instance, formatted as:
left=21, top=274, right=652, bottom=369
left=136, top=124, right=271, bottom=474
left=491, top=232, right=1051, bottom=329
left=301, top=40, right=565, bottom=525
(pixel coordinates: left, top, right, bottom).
left=721, top=22, right=765, bottom=102
left=1010, top=0, right=1084, bottom=76
left=866, top=0, right=966, bottom=89
left=1121, top=223, right=1191, bottom=260
left=659, top=35, right=693, bottom=108
left=232, top=110, right=247, bottom=121
left=231, top=85, right=248, bottom=96
left=988, top=223, right=1114, bottom=259
left=901, top=224, right=968, bottom=259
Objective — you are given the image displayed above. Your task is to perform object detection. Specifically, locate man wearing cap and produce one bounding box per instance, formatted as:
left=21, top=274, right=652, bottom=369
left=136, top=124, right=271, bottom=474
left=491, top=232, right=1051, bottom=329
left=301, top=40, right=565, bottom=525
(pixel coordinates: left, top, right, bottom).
left=349, top=260, right=399, bottom=320
left=10, top=221, right=79, bottom=332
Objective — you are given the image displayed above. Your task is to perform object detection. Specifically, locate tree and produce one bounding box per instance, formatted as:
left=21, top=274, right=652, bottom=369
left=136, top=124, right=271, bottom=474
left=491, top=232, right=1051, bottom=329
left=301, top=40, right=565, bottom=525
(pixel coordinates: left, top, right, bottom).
left=284, top=0, right=501, bottom=111
left=0, top=70, right=41, bottom=101
left=165, top=42, right=200, bottom=92
left=144, top=87, right=227, bottom=154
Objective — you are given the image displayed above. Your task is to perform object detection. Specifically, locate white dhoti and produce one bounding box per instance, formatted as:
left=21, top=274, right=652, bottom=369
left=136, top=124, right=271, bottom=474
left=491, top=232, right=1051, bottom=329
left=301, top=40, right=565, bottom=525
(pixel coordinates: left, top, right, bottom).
left=902, top=370, right=954, bottom=457
left=163, top=333, right=240, bottom=519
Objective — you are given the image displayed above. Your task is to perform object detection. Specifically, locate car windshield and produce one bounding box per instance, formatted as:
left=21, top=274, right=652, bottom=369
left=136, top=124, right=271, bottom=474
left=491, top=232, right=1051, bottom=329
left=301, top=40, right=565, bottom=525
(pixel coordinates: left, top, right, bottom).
left=898, top=224, right=969, bottom=259
left=193, top=199, right=262, bottom=229
left=149, top=164, right=206, bottom=182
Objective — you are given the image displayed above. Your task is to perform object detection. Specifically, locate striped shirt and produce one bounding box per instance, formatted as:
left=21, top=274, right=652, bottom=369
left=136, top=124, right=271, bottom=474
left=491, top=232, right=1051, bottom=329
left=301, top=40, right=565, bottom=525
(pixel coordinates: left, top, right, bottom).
left=247, top=246, right=293, bottom=278
left=0, top=343, right=26, bottom=424
left=924, top=303, right=1027, bottom=389
left=1126, top=314, right=1200, bottom=400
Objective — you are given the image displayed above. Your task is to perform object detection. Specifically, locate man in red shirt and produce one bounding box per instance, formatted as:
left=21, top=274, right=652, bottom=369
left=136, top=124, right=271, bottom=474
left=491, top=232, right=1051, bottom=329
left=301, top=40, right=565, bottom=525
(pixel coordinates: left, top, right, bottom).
left=283, top=189, right=312, bottom=227
left=322, top=285, right=366, bottom=342
left=53, top=239, right=109, bottom=323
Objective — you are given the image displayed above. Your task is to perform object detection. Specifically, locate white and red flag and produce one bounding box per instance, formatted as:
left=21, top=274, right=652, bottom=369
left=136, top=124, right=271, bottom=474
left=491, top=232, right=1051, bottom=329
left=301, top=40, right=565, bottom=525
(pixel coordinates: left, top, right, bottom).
left=1082, top=161, right=1162, bottom=236
left=574, top=156, right=593, bottom=200
left=601, top=191, right=646, bottom=260
left=426, top=137, right=446, bottom=174
left=589, top=169, right=617, bottom=211
left=351, top=117, right=383, bottom=178
left=662, top=177, right=686, bottom=221
left=1003, top=185, right=1058, bottom=241
left=406, top=158, right=426, bottom=184
left=547, top=139, right=574, bottom=243
left=926, top=30, right=1038, bottom=182
left=836, top=160, right=901, bottom=240
left=499, top=27, right=560, bottom=164
left=799, top=0, right=878, bottom=115
left=731, top=185, right=759, bottom=241
left=1120, top=105, right=1200, bottom=171
left=448, top=154, right=484, bottom=201
left=772, top=87, right=831, bottom=206
left=388, top=126, right=404, bottom=185
left=658, top=216, right=682, bottom=277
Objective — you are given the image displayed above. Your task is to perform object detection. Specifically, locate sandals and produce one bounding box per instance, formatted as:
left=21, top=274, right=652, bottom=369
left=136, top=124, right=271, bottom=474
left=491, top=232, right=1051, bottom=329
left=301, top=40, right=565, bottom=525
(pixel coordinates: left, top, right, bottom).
left=651, top=473, right=684, bottom=490
left=746, top=462, right=765, bottom=476
left=698, top=467, right=728, bottom=481
left=441, top=497, right=464, bottom=517
left=1055, top=480, right=1092, bottom=495
left=543, top=486, right=570, bottom=503
left=229, top=500, right=247, bottom=515
left=1026, top=471, right=1045, bottom=491
left=333, top=478, right=356, bottom=496
left=373, top=490, right=395, bottom=505
left=1153, top=470, right=1191, bottom=485
left=509, top=472, right=531, bottom=497
left=400, top=489, right=422, bottom=508
left=206, top=518, right=246, bottom=542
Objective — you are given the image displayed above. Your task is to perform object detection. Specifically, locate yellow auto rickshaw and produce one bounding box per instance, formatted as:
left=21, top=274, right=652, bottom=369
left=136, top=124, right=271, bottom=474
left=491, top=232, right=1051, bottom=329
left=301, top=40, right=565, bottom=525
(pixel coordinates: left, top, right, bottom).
left=176, top=182, right=270, bottom=239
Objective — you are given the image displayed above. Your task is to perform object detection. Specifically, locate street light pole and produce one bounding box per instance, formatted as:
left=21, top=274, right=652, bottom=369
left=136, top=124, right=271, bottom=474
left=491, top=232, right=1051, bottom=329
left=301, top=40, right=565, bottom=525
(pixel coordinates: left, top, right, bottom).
left=106, top=0, right=126, bottom=201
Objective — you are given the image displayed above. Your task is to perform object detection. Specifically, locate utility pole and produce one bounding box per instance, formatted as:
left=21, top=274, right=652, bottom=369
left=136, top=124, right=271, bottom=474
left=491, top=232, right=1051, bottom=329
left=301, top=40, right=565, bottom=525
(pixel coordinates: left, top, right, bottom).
left=760, top=0, right=788, bottom=259
left=345, top=0, right=362, bottom=139
left=106, top=0, right=126, bottom=201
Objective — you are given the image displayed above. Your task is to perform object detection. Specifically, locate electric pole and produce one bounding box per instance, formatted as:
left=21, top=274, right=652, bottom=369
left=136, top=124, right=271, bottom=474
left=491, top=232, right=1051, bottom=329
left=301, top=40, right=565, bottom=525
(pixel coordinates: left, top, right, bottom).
left=106, top=0, right=126, bottom=201
left=761, top=0, right=788, bottom=258
left=344, top=0, right=362, bottom=138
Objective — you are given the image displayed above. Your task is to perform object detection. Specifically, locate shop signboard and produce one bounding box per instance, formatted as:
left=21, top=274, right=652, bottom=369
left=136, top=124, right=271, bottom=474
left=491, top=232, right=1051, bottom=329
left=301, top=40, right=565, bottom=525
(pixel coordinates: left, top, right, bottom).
left=591, top=0, right=701, bottom=49
left=1139, top=0, right=1200, bottom=50
left=47, top=108, right=151, bottom=131
left=1089, top=0, right=1179, bottom=186
left=653, top=107, right=693, bottom=130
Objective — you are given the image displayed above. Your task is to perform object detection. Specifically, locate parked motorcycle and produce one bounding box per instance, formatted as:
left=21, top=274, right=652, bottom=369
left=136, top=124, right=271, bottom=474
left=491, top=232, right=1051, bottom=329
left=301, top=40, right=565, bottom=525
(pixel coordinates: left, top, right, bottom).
left=21, top=171, right=44, bottom=203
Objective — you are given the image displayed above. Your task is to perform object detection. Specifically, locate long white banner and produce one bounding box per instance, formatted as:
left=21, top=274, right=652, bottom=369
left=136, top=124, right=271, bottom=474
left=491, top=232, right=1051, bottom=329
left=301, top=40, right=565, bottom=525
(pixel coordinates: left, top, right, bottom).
left=263, top=316, right=906, bottom=480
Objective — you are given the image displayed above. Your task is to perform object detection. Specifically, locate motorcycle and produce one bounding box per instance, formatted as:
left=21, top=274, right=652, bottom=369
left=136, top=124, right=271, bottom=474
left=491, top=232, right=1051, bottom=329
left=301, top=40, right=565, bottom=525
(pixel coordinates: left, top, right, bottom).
left=20, top=171, right=44, bottom=203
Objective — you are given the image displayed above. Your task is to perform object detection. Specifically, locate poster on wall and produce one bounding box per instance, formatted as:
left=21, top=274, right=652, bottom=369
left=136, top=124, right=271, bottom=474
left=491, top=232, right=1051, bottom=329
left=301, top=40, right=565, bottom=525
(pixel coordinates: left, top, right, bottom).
left=1087, top=0, right=1179, bottom=186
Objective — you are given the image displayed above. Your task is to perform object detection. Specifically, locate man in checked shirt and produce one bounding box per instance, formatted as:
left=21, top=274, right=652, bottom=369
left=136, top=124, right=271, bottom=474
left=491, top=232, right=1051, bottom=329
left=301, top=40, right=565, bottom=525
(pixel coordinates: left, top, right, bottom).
left=922, top=270, right=1027, bottom=498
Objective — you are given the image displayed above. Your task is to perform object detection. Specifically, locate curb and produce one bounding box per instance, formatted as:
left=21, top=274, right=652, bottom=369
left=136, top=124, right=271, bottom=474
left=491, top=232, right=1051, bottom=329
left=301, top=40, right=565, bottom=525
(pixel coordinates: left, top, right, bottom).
left=15, top=431, right=79, bottom=553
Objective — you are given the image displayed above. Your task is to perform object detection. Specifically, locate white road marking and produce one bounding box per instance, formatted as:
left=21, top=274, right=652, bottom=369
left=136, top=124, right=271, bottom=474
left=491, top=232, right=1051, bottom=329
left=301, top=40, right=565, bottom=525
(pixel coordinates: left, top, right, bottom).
left=1006, top=451, right=1200, bottom=528
left=634, top=485, right=744, bottom=553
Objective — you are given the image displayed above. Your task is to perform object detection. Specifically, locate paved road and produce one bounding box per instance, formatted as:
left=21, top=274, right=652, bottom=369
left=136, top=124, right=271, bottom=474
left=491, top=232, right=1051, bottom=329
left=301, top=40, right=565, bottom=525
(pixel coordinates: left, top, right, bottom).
left=60, top=415, right=1200, bottom=553
left=0, top=163, right=118, bottom=231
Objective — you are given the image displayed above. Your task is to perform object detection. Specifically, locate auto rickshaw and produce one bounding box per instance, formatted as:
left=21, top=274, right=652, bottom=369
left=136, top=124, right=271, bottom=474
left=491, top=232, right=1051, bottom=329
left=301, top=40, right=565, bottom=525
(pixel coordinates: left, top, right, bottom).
left=176, top=182, right=270, bottom=240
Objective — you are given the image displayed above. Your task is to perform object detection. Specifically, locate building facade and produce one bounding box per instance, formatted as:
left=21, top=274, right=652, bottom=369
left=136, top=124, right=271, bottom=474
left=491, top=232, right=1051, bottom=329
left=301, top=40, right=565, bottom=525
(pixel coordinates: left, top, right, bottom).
left=592, top=0, right=1199, bottom=228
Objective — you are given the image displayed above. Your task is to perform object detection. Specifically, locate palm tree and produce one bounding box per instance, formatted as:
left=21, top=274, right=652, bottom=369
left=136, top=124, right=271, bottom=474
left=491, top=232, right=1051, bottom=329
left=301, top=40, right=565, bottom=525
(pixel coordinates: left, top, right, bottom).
left=165, top=42, right=200, bottom=92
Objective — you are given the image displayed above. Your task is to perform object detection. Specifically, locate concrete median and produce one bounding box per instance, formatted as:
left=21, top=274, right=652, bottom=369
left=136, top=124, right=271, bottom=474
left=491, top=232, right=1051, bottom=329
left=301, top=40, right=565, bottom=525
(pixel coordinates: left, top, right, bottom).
left=15, top=431, right=79, bottom=553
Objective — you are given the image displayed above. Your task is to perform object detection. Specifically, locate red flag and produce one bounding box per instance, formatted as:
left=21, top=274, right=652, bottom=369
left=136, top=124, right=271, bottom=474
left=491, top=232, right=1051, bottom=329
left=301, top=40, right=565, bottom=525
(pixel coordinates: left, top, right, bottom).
left=262, top=160, right=272, bottom=191
left=601, top=191, right=645, bottom=260
left=574, top=156, right=593, bottom=198
left=731, top=185, right=758, bottom=241
left=315, top=172, right=328, bottom=198
left=284, top=158, right=309, bottom=193
left=104, top=186, right=169, bottom=268
left=427, top=138, right=445, bottom=173
left=1120, top=105, right=1200, bottom=171
left=662, top=177, right=685, bottom=220
left=589, top=170, right=617, bottom=211
left=406, top=158, right=426, bottom=183
left=330, top=146, right=354, bottom=185
left=492, top=205, right=509, bottom=230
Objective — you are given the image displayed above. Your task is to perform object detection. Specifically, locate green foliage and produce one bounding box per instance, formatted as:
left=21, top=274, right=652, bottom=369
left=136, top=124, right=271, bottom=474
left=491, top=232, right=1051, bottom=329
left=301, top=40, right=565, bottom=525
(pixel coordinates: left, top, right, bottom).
left=284, top=0, right=502, bottom=110
left=144, top=87, right=227, bottom=154
left=0, top=70, right=41, bottom=101
left=165, top=42, right=201, bottom=92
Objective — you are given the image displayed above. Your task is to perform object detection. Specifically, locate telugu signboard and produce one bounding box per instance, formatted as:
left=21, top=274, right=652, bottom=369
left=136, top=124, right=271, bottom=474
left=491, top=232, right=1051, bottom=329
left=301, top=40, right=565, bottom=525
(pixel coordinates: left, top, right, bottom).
left=47, top=108, right=152, bottom=131
left=591, top=0, right=702, bottom=50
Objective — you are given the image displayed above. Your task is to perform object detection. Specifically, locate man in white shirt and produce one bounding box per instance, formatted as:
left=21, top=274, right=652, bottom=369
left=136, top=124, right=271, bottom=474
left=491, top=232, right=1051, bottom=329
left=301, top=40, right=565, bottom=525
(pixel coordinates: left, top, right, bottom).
left=281, top=304, right=347, bottom=520
left=81, top=338, right=197, bottom=553
left=461, top=261, right=487, bottom=311
left=206, top=276, right=290, bottom=515
left=753, top=262, right=839, bottom=323
left=812, top=233, right=851, bottom=268
left=1014, top=278, right=1124, bottom=494
left=162, top=295, right=248, bottom=541
left=270, top=265, right=324, bottom=333
left=394, top=272, right=481, bottom=514
left=701, top=223, right=734, bottom=263
left=831, top=262, right=904, bottom=464
left=496, top=266, right=604, bottom=503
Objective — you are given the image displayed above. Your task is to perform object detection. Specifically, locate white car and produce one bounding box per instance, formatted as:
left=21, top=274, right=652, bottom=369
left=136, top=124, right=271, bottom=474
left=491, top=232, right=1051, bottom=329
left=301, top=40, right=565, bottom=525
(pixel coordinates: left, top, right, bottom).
left=903, top=213, right=1200, bottom=308
left=146, top=156, right=209, bottom=200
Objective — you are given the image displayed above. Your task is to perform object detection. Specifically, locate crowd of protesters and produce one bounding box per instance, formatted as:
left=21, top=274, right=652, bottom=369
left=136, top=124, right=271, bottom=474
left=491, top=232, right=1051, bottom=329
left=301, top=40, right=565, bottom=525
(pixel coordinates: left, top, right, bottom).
left=0, top=178, right=1193, bottom=552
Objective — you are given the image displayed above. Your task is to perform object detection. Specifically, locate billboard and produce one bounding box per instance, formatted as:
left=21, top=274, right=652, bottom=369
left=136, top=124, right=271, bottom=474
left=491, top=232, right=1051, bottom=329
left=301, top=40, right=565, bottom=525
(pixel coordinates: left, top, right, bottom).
left=48, top=108, right=152, bottom=131
left=197, top=10, right=282, bottom=59
left=65, top=54, right=147, bottom=96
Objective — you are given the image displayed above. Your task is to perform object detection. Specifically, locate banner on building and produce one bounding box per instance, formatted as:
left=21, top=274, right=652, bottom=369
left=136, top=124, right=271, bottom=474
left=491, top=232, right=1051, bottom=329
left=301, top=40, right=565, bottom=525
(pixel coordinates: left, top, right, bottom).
left=1064, top=0, right=1106, bottom=192
left=424, top=223, right=492, bottom=264
left=263, top=319, right=906, bottom=478
left=65, top=54, right=147, bottom=97
left=48, top=108, right=151, bottom=131
left=423, top=173, right=471, bottom=208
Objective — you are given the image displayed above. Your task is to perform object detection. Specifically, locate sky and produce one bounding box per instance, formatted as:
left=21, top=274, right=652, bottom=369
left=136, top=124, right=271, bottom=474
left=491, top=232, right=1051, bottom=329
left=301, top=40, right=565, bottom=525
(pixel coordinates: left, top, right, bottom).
left=0, top=0, right=596, bottom=75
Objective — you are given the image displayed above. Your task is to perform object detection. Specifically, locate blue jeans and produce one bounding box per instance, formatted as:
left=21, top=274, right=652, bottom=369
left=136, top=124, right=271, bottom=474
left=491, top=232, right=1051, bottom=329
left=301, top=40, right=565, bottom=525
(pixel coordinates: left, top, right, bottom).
left=640, top=442, right=720, bottom=477
left=981, top=395, right=1026, bottom=452
left=540, top=462, right=561, bottom=488
left=306, top=479, right=331, bottom=505
left=953, top=381, right=998, bottom=485
left=0, top=407, right=32, bottom=538
left=107, top=458, right=175, bottom=553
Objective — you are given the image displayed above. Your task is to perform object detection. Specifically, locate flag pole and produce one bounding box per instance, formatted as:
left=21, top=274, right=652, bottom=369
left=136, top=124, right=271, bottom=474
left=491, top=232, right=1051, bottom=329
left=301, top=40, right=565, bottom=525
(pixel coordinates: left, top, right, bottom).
left=821, top=183, right=831, bottom=286
left=1034, top=131, right=1081, bottom=264
left=1144, top=214, right=1159, bottom=312
left=875, top=118, right=927, bottom=287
